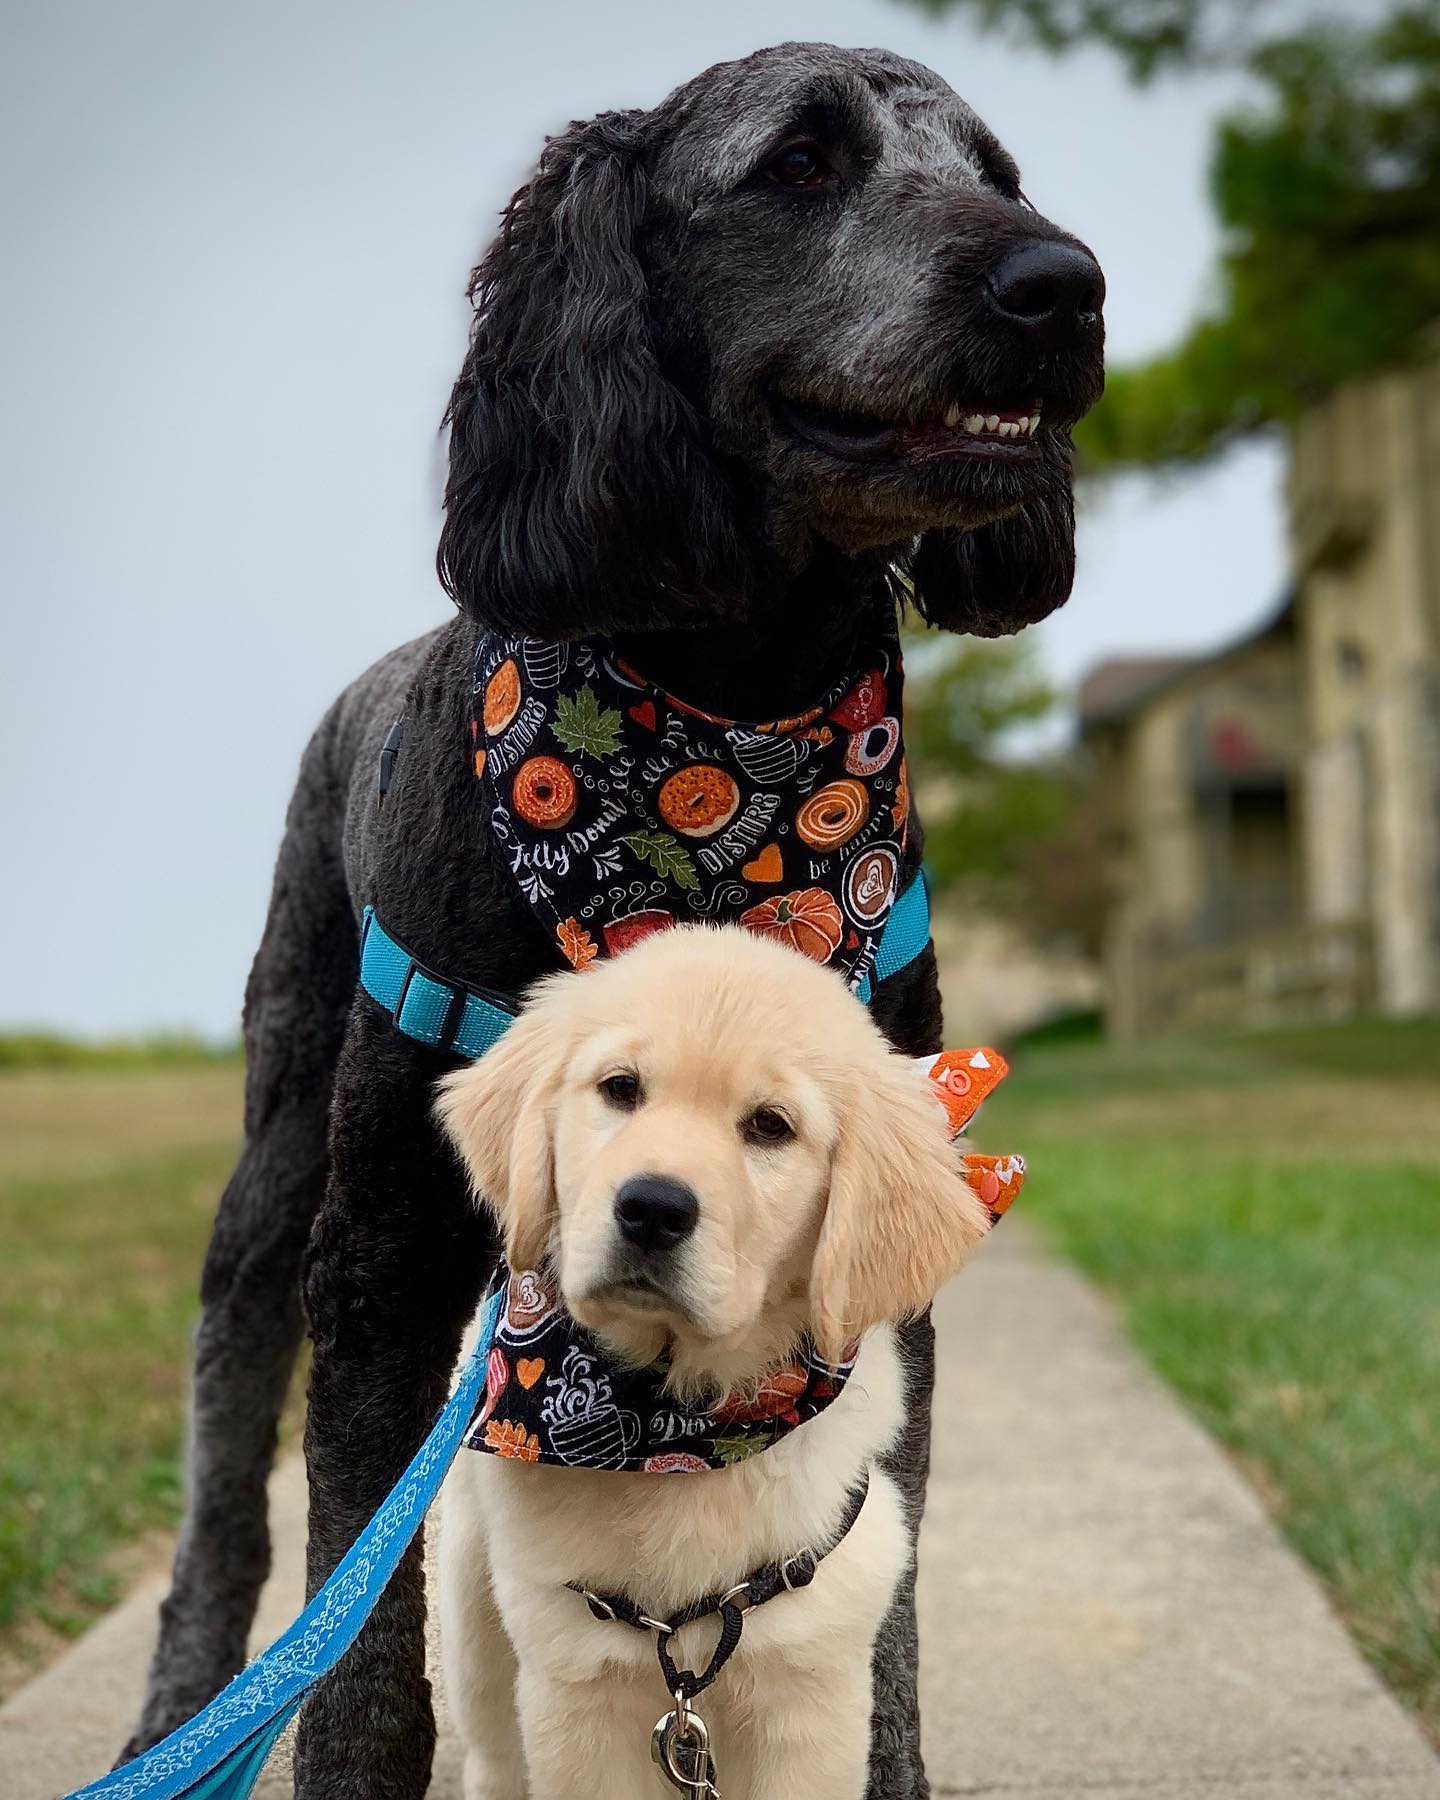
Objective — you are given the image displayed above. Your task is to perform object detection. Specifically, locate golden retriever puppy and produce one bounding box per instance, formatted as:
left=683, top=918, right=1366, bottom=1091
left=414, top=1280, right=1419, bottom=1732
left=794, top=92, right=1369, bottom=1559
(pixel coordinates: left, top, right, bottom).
left=434, top=924, right=990, bottom=1800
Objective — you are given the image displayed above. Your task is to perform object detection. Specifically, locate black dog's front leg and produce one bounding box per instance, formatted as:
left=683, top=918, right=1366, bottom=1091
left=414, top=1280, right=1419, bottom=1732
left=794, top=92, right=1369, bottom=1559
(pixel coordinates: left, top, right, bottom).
left=864, top=944, right=943, bottom=1799
left=867, top=1309, right=936, bottom=1800
left=292, top=1004, right=493, bottom=1800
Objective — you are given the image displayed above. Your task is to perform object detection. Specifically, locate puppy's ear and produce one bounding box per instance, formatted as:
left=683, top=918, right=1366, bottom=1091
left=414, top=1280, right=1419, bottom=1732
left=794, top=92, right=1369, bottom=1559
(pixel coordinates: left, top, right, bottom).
left=437, top=111, right=751, bottom=638
left=810, top=1055, right=991, bottom=1363
left=907, top=441, right=1077, bottom=638
left=434, top=1013, right=567, bottom=1271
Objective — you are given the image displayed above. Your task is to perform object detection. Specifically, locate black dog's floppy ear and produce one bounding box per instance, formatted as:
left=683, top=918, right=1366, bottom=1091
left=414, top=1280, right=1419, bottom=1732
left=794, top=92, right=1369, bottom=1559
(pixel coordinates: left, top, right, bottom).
left=438, top=111, right=750, bottom=639
left=907, top=440, right=1077, bottom=639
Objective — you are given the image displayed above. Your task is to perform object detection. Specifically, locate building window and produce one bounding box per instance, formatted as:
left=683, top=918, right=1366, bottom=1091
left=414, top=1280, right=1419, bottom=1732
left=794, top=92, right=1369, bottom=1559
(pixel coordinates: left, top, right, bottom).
left=1335, top=638, right=1368, bottom=682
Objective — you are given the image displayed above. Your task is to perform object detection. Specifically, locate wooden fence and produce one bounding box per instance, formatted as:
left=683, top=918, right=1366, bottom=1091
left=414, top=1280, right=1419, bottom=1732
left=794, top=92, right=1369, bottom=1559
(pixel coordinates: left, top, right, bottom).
left=1136, top=919, right=1376, bottom=1034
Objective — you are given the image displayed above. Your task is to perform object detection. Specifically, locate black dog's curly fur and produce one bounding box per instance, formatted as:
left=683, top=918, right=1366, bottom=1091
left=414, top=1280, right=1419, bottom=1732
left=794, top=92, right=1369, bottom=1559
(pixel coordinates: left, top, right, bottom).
left=124, top=42, right=1103, bottom=1797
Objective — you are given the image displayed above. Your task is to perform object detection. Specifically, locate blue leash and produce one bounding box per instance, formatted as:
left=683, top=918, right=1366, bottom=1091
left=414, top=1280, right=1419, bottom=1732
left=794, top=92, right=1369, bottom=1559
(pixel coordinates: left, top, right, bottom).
left=63, top=1290, right=502, bottom=1800
left=71, top=877, right=929, bottom=1798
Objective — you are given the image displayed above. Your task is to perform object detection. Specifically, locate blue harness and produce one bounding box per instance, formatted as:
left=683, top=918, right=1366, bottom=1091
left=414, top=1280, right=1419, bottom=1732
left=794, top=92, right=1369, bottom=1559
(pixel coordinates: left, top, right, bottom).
left=69, top=882, right=930, bottom=1799
left=355, top=866, right=931, bottom=1054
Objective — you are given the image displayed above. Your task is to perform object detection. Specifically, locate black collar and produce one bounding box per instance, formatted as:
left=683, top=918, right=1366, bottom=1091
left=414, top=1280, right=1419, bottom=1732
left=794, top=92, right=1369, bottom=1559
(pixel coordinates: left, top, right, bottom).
left=567, top=1469, right=871, bottom=1703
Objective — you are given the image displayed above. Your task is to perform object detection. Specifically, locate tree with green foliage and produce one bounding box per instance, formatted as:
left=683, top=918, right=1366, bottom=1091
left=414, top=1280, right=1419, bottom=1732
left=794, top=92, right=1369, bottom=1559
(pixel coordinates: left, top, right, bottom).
left=910, top=0, right=1440, bottom=467
left=911, top=0, right=1330, bottom=81
left=904, top=634, right=1108, bottom=950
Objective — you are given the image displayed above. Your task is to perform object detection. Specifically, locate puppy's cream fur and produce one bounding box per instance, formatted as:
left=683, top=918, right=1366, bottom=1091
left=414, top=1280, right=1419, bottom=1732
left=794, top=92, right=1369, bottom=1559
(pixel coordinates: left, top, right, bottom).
left=435, top=926, right=988, bottom=1799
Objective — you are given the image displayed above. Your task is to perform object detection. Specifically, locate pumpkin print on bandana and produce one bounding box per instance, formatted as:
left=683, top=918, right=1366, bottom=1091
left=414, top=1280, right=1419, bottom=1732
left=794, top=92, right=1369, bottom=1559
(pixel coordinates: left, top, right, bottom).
left=471, top=612, right=908, bottom=991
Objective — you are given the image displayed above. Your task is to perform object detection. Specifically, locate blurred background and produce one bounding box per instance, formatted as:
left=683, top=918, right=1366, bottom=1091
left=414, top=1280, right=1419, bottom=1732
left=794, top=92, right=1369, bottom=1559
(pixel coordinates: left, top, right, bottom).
left=1, top=0, right=1436, bottom=1766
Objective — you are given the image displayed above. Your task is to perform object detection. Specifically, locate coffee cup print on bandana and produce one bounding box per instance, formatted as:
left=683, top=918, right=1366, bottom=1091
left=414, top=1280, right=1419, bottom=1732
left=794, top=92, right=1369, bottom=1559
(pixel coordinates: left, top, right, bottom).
left=540, top=1346, right=642, bottom=1469
left=505, top=1268, right=559, bottom=1341
left=521, top=639, right=569, bottom=690
left=728, top=729, right=801, bottom=785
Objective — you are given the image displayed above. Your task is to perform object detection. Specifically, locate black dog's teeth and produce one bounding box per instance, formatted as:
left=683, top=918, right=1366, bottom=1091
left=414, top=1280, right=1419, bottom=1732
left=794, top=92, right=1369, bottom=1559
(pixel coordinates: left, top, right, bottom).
left=940, top=402, right=1042, bottom=439
left=789, top=397, right=1043, bottom=440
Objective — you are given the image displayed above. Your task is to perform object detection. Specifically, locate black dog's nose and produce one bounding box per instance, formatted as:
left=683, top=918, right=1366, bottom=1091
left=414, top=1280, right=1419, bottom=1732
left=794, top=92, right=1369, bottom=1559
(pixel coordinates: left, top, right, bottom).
left=987, top=240, right=1104, bottom=344
left=614, top=1175, right=699, bottom=1253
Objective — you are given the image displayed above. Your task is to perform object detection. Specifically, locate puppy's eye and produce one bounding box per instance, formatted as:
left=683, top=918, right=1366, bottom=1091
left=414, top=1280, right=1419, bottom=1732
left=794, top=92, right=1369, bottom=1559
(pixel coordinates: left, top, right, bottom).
left=764, top=142, right=835, bottom=189
left=743, top=1106, right=794, bottom=1146
left=599, top=1072, right=642, bottom=1110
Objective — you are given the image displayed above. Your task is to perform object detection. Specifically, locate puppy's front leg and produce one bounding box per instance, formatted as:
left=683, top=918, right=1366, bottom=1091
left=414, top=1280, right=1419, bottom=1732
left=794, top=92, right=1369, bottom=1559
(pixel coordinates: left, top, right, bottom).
left=516, top=1666, right=664, bottom=1800
left=438, top=1475, right=529, bottom=1800
left=732, top=1668, right=874, bottom=1800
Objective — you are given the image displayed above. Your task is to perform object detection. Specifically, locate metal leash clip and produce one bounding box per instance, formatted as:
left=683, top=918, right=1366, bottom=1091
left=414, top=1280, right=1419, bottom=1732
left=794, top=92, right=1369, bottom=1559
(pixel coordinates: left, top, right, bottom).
left=651, top=1689, right=720, bottom=1796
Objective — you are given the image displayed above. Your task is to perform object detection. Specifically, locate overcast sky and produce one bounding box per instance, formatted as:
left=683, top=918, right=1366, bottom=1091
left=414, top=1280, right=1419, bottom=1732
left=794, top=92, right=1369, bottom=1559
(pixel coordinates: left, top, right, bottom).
left=1, top=0, right=1287, bottom=1038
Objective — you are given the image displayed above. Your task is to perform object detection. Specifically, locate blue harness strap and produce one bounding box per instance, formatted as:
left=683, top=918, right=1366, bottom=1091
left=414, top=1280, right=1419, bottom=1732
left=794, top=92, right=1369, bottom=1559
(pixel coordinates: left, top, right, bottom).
left=360, top=873, right=931, bottom=1059
left=72, top=879, right=932, bottom=1797
left=855, top=870, right=930, bottom=1005
left=359, top=906, right=517, bottom=1059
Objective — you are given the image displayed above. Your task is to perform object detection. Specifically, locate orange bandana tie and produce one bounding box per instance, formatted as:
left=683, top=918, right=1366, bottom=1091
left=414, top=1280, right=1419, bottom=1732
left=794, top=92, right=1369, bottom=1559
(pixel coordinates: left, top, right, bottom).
left=918, top=1046, right=1026, bottom=1224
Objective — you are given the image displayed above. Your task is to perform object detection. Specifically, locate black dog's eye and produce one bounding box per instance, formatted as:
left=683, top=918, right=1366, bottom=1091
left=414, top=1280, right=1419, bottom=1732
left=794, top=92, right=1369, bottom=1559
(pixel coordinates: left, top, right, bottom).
left=743, top=1106, right=794, bottom=1145
left=975, top=132, right=1023, bottom=201
left=599, top=1072, right=642, bottom=1110
left=764, top=142, right=835, bottom=189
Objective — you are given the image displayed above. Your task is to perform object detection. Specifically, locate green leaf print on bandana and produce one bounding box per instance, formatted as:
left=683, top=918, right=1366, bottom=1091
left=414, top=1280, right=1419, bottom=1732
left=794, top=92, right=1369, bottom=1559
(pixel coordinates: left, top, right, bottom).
left=712, top=1433, right=771, bottom=1467
left=553, top=685, right=623, bottom=758
left=620, top=830, right=700, bottom=890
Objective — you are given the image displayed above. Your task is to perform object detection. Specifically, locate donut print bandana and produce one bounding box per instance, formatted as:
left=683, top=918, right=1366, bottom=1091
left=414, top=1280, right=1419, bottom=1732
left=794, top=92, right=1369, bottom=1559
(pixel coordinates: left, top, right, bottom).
left=470, top=625, right=909, bottom=990
left=465, top=1262, right=863, bottom=1474
left=465, top=1050, right=1024, bottom=1475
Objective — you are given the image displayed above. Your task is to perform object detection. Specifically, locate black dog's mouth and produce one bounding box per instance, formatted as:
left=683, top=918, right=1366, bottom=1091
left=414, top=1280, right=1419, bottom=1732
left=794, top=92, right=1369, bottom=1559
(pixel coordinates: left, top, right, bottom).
left=775, top=394, right=1043, bottom=464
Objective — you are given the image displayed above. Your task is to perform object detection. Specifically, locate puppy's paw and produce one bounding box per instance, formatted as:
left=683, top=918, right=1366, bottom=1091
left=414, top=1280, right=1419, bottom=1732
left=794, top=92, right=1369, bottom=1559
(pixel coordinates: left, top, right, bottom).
left=462, top=1748, right=530, bottom=1800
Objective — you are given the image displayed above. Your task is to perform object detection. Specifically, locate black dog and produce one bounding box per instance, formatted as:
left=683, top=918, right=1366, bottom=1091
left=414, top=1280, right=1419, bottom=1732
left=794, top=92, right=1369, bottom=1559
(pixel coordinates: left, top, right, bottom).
left=125, top=41, right=1103, bottom=1798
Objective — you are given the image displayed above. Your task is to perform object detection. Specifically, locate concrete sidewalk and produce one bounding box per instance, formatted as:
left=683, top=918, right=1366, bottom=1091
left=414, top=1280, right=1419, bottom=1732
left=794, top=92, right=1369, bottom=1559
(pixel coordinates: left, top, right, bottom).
left=5, top=1220, right=1438, bottom=1798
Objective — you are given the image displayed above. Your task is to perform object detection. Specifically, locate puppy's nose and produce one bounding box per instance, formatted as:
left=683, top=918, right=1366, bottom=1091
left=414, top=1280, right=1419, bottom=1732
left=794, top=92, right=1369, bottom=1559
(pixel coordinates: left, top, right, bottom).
left=986, top=239, right=1104, bottom=345
left=614, top=1175, right=698, bottom=1253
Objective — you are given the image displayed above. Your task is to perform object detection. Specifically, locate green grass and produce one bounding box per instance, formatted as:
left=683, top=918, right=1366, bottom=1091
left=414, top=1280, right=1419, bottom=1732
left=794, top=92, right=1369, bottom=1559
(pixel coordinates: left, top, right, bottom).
left=0, top=1030, right=239, bottom=1071
left=0, top=1065, right=245, bottom=1693
left=978, top=1016, right=1440, bottom=1744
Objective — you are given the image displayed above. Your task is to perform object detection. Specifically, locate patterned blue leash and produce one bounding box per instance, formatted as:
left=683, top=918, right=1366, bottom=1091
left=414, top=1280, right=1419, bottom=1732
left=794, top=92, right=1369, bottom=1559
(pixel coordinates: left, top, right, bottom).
left=67, top=874, right=930, bottom=1797
left=64, top=1290, right=502, bottom=1799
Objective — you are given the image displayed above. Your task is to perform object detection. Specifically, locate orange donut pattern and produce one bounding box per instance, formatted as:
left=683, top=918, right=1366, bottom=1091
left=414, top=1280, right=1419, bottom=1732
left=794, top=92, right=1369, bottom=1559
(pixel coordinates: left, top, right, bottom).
left=796, top=778, right=869, bottom=850
left=657, top=764, right=740, bottom=838
left=512, top=755, right=576, bottom=829
left=472, top=622, right=909, bottom=989
left=845, top=715, right=900, bottom=777
left=483, top=659, right=522, bottom=734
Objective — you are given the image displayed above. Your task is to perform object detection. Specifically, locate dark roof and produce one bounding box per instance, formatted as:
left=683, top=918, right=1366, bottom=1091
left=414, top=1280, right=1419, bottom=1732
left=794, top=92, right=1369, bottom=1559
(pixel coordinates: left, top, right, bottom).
left=1078, top=657, right=1195, bottom=727
left=1077, top=592, right=1297, bottom=732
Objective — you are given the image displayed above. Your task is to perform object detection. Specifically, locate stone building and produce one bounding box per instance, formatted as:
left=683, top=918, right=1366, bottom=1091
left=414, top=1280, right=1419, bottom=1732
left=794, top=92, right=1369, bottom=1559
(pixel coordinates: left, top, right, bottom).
left=1081, top=353, right=1440, bottom=1034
